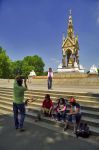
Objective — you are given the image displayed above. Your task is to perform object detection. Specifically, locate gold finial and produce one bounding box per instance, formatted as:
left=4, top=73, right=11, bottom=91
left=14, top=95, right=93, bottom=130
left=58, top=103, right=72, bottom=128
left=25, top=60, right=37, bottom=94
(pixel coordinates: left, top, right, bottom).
left=69, top=9, right=72, bottom=15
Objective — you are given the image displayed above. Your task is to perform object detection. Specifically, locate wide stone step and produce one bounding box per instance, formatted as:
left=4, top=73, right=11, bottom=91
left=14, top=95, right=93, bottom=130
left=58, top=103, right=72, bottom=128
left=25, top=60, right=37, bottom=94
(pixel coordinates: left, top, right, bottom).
left=0, top=90, right=99, bottom=103
left=0, top=102, right=99, bottom=136
left=1, top=92, right=99, bottom=107
left=82, top=116, right=99, bottom=128
left=0, top=94, right=99, bottom=107
left=0, top=93, right=13, bottom=98
left=0, top=108, right=12, bottom=115
left=1, top=98, right=98, bottom=129
left=26, top=96, right=99, bottom=107
left=81, top=105, right=99, bottom=112
left=0, top=87, right=99, bottom=97
left=26, top=110, right=99, bottom=136
left=0, top=96, right=99, bottom=113
left=0, top=105, right=13, bottom=112
left=28, top=99, right=99, bottom=109
left=27, top=91, right=99, bottom=101
left=0, top=88, right=99, bottom=107
left=0, top=93, right=99, bottom=105
left=27, top=106, right=99, bottom=128
left=1, top=95, right=99, bottom=110
left=0, top=87, right=99, bottom=135
left=0, top=100, right=12, bottom=107
left=26, top=90, right=99, bottom=99
left=81, top=110, right=99, bottom=119
left=1, top=78, right=99, bottom=86
left=28, top=89, right=99, bottom=97
left=27, top=105, right=99, bottom=120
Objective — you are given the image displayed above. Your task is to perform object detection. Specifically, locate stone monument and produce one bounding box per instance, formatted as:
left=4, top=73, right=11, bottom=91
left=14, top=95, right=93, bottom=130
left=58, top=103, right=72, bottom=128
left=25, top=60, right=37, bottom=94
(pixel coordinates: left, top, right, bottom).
left=57, top=10, right=85, bottom=73
left=29, top=70, right=36, bottom=77
left=90, top=65, right=98, bottom=74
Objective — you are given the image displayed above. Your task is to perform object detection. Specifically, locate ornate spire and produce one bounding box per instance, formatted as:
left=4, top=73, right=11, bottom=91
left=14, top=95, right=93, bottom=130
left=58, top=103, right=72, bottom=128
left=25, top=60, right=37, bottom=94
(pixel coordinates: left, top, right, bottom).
left=67, top=9, right=74, bottom=39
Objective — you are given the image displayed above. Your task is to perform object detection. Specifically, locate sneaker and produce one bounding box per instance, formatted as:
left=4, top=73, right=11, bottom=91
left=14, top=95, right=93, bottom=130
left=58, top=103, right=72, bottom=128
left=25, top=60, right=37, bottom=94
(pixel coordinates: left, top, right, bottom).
left=64, top=125, right=68, bottom=131
left=55, top=118, right=58, bottom=121
left=37, top=114, right=41, bottom=121
left=19, top=128, right=25, bottom=132
left=34, top=119, right=38, bottom=122
left=61, top=120, right=64, bottom=123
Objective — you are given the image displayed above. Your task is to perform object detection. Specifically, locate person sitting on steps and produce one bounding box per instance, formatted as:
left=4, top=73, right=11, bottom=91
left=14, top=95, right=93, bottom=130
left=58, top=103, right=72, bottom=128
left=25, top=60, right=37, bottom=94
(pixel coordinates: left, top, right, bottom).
left=64, top=96, right=82, bottom=133
left=41, top=94, right=53, bottom=117
left=54, top=97, right=66, bottom=122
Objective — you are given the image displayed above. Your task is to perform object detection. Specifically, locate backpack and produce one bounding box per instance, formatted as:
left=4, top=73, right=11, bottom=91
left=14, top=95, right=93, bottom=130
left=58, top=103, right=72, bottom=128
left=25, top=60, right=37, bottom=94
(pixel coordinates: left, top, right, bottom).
left=76, top=123, right=90, bottom=138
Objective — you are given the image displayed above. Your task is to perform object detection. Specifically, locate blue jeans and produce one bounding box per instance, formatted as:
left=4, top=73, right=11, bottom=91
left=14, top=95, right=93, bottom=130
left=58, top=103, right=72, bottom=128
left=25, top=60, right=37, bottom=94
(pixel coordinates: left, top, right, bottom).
left=66, top=113, right=82, bottom=124
left=13, top=103, right=25, bottom=129
left=56, top=111, right=66, bottom=121
left=48, top=77, right=52, bottom=89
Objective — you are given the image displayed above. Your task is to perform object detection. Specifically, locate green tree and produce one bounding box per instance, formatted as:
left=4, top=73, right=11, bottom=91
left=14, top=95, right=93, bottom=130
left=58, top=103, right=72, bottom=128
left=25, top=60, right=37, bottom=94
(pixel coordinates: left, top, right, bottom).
left=0, top=46, right=45, bottom=78
left=97, top=68, right=99, bottom=75
left=21, top=61, right=34, bottom=78
left=12, top=60, right=23, bottom=78
left=0, top=47, right=12, bottom=78
left=23, top=55, right=45, bottom=75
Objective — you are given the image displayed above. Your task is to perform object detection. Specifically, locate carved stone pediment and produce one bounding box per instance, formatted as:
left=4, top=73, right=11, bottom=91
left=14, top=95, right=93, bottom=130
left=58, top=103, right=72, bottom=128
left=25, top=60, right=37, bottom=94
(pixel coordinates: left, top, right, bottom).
left=62, top=37, right=74, bottom=48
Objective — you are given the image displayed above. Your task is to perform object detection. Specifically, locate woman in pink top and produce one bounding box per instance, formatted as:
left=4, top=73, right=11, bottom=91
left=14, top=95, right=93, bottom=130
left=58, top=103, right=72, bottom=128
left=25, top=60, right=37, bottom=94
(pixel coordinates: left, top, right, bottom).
left=55, top=98, right=66, bottom=121
left=47, top=67, right=53, bottom=89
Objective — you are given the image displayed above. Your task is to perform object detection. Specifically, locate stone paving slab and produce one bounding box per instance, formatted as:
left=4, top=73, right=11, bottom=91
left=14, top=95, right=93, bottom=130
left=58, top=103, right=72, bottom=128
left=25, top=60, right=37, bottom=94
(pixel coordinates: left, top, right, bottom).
left=0, top=114, right=99, bottom=150
left=0, top=79, right=99, bottom=93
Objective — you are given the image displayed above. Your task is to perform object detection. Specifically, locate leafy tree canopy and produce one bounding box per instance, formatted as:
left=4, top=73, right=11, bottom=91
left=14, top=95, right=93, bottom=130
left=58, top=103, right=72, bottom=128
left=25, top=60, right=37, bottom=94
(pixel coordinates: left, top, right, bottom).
left=0, top=46, right=45, bottom=78
left=0, top=47, right=12, bottom=78
left=23, top=55, right=45, bottom=75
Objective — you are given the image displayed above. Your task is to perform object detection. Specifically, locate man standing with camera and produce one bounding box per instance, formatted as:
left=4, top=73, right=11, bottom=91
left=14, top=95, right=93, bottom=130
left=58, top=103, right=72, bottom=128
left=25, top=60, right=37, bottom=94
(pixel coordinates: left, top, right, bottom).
left=13, top=76, right=28, bottom=132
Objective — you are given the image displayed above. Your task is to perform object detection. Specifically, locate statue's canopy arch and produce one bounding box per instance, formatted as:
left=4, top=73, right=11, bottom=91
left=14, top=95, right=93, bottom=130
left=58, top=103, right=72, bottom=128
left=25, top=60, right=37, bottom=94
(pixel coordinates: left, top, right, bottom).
left=63, top=48, right=73, bottom=56
left=66, top=49, right=72, bottom=58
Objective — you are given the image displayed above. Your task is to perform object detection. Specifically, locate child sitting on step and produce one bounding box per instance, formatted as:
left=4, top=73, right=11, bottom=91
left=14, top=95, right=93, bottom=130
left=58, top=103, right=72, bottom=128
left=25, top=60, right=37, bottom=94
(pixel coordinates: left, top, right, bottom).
left=53, top=97, right=67, bottom=121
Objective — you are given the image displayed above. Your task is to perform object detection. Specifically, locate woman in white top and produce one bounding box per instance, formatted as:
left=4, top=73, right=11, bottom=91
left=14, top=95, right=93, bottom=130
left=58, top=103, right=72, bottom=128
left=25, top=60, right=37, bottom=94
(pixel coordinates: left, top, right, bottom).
left=48, top=67, right=53, bottom=89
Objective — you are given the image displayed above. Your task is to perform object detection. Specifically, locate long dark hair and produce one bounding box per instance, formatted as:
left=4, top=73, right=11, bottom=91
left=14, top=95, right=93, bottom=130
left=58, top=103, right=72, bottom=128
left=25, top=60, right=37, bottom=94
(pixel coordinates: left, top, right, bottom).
left=45, top=94, right=50, bottom=100
left=49, top=68, right=52, bottom=72
left=58, top=98, right=65, bottom=105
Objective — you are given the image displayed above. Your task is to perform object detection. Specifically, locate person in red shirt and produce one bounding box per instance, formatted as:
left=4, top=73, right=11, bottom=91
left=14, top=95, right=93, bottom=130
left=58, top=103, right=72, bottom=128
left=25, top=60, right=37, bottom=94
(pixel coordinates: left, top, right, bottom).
left=42, top=94, right=53, bottom=117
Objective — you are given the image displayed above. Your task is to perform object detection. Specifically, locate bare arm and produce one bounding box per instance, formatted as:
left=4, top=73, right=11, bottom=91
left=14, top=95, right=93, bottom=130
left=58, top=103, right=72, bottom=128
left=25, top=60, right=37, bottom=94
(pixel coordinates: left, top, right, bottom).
left=24, top=79, right=27, bottom=88
left=68, top=108, right=79, bottom=115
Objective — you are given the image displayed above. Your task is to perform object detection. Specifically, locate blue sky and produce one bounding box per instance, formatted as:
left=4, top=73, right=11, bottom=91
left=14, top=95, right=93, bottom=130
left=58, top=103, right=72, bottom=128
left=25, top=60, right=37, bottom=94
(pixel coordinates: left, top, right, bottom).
left=0, top=0, right=99, bottom=71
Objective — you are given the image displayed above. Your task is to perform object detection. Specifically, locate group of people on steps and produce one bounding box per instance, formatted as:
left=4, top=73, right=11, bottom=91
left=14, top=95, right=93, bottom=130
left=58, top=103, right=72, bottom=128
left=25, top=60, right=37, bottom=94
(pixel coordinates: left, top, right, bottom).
left=13, top=68, right=81, bottom=134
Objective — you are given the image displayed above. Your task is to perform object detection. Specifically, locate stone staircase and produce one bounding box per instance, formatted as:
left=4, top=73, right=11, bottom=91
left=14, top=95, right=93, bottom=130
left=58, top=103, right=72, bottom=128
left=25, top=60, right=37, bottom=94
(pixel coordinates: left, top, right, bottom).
left=0, top=87, right=99, bottom=136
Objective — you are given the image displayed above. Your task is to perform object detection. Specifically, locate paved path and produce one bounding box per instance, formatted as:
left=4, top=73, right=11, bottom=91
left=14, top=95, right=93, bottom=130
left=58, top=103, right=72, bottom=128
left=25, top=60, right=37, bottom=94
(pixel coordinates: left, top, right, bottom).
left=0, top=79, right=99, bottom=93
left=0, top=114, right=99, bottom=150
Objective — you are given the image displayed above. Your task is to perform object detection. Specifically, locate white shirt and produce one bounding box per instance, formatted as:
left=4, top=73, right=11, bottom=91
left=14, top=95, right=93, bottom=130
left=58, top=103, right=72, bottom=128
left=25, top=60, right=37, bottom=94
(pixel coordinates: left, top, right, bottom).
left=48, top=71, right=53, bottom=78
